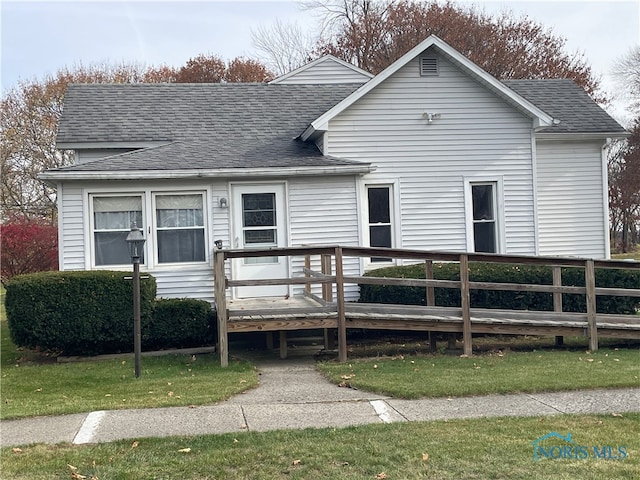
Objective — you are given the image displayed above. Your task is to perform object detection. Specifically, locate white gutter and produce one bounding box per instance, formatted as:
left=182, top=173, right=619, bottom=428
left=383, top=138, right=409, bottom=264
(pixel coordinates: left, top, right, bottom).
left=38, top=164, right=375, bottom=182
left=536, top=131, right=630, bottom=141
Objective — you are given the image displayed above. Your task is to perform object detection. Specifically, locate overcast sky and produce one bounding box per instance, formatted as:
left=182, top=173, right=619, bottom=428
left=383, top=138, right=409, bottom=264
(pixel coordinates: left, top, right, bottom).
left=2, top=0, right=639, bottom=123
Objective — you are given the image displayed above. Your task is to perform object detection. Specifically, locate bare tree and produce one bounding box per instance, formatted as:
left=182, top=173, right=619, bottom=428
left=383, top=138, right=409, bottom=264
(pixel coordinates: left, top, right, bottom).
left=614, top=45, right=640, bottom=115
left=252, top=19, right=318, bottom=76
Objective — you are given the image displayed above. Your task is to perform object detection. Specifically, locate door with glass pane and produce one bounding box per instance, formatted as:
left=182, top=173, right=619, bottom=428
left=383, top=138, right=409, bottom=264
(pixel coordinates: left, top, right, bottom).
left=231, top=184, right=288, bottom=298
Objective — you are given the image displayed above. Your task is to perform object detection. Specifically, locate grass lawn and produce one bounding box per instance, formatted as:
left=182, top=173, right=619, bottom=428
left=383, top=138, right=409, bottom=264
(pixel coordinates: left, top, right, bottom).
left=1, top=319, right=258, bottom=420
left=2, top=414, right=638, bottom=479
left=318, top=344, right=640, bottom=399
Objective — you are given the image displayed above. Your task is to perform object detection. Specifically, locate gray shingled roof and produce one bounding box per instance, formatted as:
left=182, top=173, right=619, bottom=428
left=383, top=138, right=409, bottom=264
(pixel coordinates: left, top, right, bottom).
left=51, top=78, right=625, bottom=176
left=54, top=83, right=365, bottom=172
left=503, top=79, right=626, bottom=134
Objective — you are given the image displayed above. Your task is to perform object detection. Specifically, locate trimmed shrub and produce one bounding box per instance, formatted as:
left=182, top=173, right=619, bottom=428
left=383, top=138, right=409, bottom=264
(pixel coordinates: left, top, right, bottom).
left=360, top=262, right=639, bottom=314
left=5, top=271, right=156, bottom=356
left=145, top=298, right=216, bottom=350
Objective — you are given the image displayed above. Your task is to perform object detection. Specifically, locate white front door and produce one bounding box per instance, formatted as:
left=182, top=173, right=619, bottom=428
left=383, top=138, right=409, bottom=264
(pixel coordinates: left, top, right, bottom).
left=231, top=183, right=289, bottom=298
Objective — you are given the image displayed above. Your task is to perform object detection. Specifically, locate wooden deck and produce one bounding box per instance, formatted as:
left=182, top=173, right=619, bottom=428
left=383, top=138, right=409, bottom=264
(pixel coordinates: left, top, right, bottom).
left=214, top=246, right=640, bottom=366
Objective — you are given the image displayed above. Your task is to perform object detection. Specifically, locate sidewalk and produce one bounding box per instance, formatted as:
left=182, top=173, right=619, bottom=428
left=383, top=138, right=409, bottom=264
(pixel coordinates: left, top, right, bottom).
left=2, top=349, right=639, bottom=447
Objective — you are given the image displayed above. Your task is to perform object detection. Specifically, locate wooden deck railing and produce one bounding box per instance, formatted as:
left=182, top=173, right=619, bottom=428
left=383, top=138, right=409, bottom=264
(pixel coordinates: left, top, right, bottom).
left=213, top=246, right=640, bottom=366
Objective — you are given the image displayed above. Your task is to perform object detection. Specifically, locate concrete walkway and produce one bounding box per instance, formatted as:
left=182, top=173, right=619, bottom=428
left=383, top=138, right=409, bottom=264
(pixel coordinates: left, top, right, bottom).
left=2, top=349, right=639, bottom=447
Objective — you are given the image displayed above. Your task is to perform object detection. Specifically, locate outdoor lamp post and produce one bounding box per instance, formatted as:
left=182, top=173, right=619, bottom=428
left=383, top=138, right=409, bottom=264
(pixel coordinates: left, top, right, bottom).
left=126, top=224, right=146, bottom=378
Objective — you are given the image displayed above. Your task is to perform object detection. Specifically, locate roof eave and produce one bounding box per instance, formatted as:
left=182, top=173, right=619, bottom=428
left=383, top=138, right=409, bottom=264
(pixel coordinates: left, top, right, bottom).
left=38, top=164, right=375, bottom=182
left=56, top=141, right=169, bottom=150
left=535, top=131, right=631, bottom=140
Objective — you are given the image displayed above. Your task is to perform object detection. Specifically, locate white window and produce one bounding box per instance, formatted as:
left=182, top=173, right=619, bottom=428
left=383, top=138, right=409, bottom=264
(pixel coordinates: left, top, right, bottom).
left=90, top=191, right=207, bottom=268
left=366, top=185, right=394, bottom=262
left=465, top=181, right=502, bottom=253
left=92, top=195, right=144, bottom=266
left=155, top=194, right=205, bottom=264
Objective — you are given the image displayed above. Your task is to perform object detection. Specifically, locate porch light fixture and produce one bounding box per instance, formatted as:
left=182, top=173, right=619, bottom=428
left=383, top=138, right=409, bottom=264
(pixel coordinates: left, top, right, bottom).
left=126, top=224, right=146, bottom=379
left=422, top=112, right=441, bottom=124
left=219, top=197, right=228, bottom=208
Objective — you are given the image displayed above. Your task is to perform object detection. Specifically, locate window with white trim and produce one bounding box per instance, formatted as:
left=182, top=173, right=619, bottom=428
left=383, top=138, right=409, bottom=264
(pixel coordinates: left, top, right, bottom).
left=90, top=191, right=207, bottom=267
left=93, top=195, right=143, bottom=266
left=470, top=182, right=498, bottom=253
left=366, top=185, right=393, bottom=262
left=155, top=194, right=205, bottom=263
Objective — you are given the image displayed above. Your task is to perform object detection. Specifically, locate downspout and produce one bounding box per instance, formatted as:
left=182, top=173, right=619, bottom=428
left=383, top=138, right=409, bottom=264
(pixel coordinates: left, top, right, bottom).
left=530, top=130, right=540, bottom=255
left=601, top=138, right=612, bottom=259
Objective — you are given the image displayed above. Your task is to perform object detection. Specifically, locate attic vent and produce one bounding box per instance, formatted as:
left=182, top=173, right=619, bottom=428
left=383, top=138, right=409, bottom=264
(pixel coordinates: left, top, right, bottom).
left=420, top=57, right=438, bottom=76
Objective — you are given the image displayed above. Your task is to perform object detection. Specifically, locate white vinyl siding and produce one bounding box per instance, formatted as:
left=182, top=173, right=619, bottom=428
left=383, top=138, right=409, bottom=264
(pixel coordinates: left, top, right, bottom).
left=288, top=176, right=361, bottom=301
left=536, top=141, right=607, bottom=258
left=273, top=57, right=371, bottom=84
left=59, top=185, right=86, bottom=270
left=327, top=49, right=536, bottom=255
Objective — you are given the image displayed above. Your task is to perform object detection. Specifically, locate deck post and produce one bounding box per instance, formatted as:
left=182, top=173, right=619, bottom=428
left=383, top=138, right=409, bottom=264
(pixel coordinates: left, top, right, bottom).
left=585, top=259, right=598, bottom=351
left=425, top=260, right=437, bottom=353
left=334, top=246, right=347, bottom=362
left=214, top=249, right=229, bottom=367
left=460, top=254, right=472, bottom=356
left=304, top=254, right=311, bottom=295
left=279, top=331, right=288, bottom=359
left=553, top=266, right=564, bottom=346
left=321, top=254, right=335, bottom=350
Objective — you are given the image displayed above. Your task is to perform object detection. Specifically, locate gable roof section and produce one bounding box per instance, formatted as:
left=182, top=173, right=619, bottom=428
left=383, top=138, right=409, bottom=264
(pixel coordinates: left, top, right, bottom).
left=301, top=35, right=555, bottom=140
left=46, top=83, right=371, bottom=180
left=503, top=79, right=627, bottom=136
left=269, top=55, right=374, bottom=84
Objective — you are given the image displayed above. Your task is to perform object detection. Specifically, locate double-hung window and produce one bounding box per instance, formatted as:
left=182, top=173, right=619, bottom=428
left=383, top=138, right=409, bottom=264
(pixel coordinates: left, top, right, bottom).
left=155, top=194, right=205, bottom=263
left=93, top=195, right=144, bottom=266
left=366, top=185, right=394, bottom=262
left=468, top=181, right=500, bottom=253
left=90, top=191, right=207, bottom=267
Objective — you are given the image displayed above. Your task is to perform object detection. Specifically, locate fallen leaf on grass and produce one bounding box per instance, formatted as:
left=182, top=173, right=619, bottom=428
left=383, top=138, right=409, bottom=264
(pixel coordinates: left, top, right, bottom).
left=292, top=459, right=302, bottom=466
left=375, top=473, right=388, bottom=479
left=131, top=441, right=139, bottom=449
left=178, top=448, right=192, bottom=453
left=167, top=391, right=174, bottom=397
left=422, top=453, right=429, bottom=462
left=68, top=464, right=86, bottom=479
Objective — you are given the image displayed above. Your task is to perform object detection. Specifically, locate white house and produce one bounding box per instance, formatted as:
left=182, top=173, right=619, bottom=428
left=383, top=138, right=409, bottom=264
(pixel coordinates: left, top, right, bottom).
left=41, top=36, right=628, bottom=303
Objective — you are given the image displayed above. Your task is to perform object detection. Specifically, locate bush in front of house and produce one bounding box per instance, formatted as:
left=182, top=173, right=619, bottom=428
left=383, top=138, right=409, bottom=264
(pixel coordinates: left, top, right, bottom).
left=5, top=271, right=217, bottom=356
left=359, top=262, right=639, bottom=314
left=5, top=270, right=157, bottom=356
left=145, top=298, right=216, bottom=350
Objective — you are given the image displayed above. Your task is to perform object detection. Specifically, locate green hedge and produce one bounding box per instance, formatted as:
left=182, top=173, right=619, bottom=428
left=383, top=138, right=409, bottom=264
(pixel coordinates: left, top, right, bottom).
left=5, top=271, right=216, bottom=356
left=359, top=262, right=640, bottom=314
left=146, top=298, right=216, bottom=350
